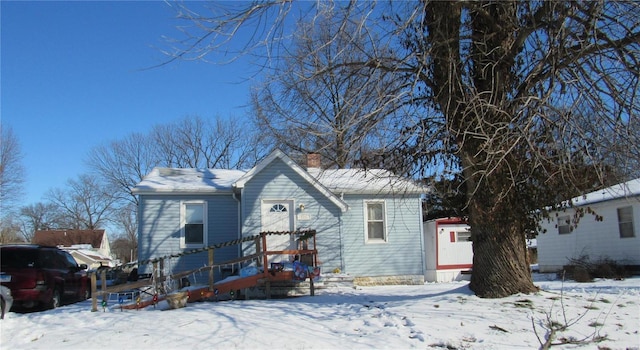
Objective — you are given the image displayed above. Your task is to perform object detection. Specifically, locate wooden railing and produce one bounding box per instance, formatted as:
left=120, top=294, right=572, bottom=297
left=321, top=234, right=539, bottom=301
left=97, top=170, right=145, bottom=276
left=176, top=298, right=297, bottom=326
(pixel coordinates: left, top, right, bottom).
left=90, top=230, right=317, bottom=311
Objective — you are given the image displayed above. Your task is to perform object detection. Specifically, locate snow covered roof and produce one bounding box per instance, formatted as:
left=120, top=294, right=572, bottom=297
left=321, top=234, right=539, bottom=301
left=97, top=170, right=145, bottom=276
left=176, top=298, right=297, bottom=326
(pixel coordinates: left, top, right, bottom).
left=67, top=248, right=111, bottom=262
left=132, top=168, right=247, bottom=194
left=132, top=150, right=428, bottom=202
left=571, top=177, right=640, bottom=206
left=308, top=168, right=427, bottom=195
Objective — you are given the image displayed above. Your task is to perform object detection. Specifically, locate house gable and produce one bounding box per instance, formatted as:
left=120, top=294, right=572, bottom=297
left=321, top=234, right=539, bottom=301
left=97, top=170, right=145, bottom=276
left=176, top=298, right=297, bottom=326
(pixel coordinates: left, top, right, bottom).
left=234, top=150, right=348, bottom=212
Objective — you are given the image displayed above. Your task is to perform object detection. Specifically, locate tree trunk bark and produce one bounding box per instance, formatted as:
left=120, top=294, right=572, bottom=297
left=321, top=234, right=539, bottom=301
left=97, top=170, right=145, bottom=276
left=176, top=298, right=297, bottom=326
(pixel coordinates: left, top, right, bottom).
left=464, top=155, right=538, bottom=297
left=469, top=218, right=538, bottom=298
left=423, top=0, right=539, bottom=298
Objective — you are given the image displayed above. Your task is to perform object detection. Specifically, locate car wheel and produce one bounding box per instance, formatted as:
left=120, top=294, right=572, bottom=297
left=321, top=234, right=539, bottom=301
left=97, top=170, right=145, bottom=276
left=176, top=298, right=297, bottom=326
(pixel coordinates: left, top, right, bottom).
left=49, top=288, right=61, bottom=309
left=83, top=287, right=90, bottom=301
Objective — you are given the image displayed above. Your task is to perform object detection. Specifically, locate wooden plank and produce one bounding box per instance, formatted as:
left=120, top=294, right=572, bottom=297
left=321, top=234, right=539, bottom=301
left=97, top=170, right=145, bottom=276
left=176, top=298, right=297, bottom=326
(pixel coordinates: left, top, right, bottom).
left=90, top=272, right=97, bottom=312
left=264, top=249, right=317, bottom=255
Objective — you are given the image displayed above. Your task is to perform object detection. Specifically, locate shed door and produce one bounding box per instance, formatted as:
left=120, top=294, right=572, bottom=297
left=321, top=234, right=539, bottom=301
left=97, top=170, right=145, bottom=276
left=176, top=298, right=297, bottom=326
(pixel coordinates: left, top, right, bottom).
left=261, top=200, right=295, bottom=262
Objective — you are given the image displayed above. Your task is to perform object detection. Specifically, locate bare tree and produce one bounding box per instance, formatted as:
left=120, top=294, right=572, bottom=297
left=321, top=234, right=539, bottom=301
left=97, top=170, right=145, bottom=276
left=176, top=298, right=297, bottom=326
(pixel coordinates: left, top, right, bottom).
left=250, top=5, right=408, bottom=168
left=398, top=1, right=639, bottom=298
left=0, top=215, right=23, bottom=244
left=87, top=132, right=157, bottom=206
left=0, top=125, right=25, bottom=212
left=19, top=202, right=66, bottom=241
left=88, top=115, right=264, bottom=206
left=110, top=204, right=138, bottom=263
left=150, top=115, right=260, bottom=170
left=46, top=174, right=118, bottom=230
left=162, top=0, right=639, bottom=298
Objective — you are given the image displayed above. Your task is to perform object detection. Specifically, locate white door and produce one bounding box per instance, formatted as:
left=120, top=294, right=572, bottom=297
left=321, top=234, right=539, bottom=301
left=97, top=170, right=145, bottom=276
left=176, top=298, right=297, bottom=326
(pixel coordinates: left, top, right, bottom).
left=261, top=200, right=295, bottom=263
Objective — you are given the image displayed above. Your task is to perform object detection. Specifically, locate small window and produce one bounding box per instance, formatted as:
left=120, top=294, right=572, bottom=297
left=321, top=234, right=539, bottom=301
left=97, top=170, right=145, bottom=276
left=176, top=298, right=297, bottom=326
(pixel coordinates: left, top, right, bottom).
left=558, top=215, right=572, bottom=234
left=365, top=201, right=386, bottom=242
left=270, top=204, right=287, bottom=212
left=457, top=230, right=472, bottom=242
left=617, top=206, right=635, bottom=238
left=181, top=201, right=207, bottom=248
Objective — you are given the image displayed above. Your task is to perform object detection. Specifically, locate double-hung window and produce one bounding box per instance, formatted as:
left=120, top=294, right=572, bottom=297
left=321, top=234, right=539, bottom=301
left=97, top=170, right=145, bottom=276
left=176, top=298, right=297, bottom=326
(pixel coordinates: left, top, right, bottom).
left=617, top=206, right=635, bottom=238
left=181, top=201, right=207, bottom=248
left=365, top=201, right=387, bottom=243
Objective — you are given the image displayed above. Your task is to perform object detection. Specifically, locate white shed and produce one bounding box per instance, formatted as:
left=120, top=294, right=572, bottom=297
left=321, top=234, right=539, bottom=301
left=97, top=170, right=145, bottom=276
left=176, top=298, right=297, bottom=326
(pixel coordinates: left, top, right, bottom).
left=537, top=178, right=640, bottom=273
left=423, top=218, right=473, bottom=282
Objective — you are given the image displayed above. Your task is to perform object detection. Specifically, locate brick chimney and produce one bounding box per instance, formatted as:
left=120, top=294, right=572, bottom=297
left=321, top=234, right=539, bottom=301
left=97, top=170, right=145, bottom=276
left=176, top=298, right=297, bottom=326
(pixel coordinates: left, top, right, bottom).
left=306, top=153, right=321, bottom=169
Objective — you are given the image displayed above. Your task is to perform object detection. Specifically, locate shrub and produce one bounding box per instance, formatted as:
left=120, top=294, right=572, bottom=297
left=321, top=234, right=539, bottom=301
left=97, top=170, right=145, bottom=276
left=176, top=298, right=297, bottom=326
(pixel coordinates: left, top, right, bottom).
left=562, top=255, right=629, bottom=282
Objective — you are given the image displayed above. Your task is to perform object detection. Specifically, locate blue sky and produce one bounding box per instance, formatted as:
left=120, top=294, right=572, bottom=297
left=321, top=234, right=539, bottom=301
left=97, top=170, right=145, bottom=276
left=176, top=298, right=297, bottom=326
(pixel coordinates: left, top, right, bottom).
left=2, top=1, right=256, bottom=207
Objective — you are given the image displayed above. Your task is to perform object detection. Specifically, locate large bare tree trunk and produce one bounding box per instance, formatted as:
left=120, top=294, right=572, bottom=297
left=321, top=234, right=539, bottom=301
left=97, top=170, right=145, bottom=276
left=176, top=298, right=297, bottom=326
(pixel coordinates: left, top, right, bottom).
left=469, top=221, right=536, bottom=298
left=425, top=1, right=539, bottom=297
left=465, top=166, right=537, bottom=297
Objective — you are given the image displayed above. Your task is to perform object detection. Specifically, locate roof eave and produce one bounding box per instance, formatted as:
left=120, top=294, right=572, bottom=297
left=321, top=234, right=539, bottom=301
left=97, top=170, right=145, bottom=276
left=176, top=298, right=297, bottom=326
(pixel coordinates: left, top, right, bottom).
left=132, top=188, right=234, bottom=195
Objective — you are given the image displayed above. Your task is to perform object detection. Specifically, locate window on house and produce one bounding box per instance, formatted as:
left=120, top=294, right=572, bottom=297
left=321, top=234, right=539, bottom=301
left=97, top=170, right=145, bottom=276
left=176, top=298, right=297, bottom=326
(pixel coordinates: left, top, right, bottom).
left=457, top=230, right=472, bottom=242
left=558, top=215, right=572, bottom=234
left=365, top=201, right=386, bottom=242
left=182, top=201, right=207, bottom=248
left=270, top=204, right=287, bottom=212
left=617, top=206, right=635, bottom=238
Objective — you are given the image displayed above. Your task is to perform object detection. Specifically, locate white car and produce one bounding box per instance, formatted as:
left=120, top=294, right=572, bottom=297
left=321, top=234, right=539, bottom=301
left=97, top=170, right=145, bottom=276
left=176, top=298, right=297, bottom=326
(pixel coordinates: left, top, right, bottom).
left=1, top=285, right=12, bottom=319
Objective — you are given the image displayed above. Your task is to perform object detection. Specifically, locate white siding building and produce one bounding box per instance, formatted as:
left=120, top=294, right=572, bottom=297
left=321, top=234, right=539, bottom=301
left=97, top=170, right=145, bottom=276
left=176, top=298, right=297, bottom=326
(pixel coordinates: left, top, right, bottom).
left=537, top=178, right=640, bottom=273
left=423, top=218, right=473, bottom=282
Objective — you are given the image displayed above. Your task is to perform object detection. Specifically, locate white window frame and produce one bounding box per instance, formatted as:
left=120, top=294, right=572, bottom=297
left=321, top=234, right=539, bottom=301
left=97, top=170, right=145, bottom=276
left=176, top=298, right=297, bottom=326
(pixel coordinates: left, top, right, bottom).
left=617, top=206, right=635, bottom=238
left=180, top=200, right=208, bottom=249
left=364, top=200, right=387, bottom=243
left=557, top=215, right=572, bottom=235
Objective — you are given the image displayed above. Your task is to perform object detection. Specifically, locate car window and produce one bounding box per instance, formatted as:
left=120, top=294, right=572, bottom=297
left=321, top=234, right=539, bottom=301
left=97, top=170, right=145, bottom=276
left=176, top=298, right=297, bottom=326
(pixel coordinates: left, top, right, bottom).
left=1, top=249, right=38, bottom=268
left=39, top=250, right=62, bottom=269
left=60, top=251, right=79, bottom=268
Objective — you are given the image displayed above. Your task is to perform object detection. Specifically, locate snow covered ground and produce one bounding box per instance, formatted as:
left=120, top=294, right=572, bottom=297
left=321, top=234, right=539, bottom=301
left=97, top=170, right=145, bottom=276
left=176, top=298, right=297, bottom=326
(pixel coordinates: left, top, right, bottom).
left=1, top=274, right=638, bottom=349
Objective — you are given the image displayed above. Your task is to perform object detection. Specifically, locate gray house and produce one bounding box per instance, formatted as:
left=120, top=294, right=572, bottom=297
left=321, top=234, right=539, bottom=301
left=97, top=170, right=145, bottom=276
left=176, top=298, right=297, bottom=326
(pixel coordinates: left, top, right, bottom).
left=132, top=150, right=427, bottom=285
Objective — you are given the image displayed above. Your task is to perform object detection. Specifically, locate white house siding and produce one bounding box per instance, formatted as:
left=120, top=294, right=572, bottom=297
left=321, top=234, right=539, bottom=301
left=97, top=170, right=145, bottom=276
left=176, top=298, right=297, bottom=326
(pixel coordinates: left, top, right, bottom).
left=423, top=220, right=438, bottom=272
left=537, top=197, right=640, bottom=272
left=137, top=194, right=239, bottom=278
left=240, top=158, right=344, bottom=271
left=423, top=219, right=473, bottom=282
left=341, top=194, right=425, bottom=283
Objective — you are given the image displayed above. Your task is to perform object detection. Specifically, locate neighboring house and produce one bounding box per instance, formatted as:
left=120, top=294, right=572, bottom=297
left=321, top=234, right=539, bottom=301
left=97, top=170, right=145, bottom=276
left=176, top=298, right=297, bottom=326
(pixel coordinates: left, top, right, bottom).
left=32, top=229, right=114, bottom=268
left=423, top=218, right=473, bottom=282
left=537, top=178, right=640, bottom=273
left=132, top=150, right=428, bottom=285
left=67, top=246, right=115, bottom=269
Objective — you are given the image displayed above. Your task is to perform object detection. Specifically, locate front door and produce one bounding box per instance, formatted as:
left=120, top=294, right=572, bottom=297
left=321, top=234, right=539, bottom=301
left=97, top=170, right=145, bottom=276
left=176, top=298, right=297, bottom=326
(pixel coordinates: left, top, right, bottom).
left=261, top=200, right=295, bottom=263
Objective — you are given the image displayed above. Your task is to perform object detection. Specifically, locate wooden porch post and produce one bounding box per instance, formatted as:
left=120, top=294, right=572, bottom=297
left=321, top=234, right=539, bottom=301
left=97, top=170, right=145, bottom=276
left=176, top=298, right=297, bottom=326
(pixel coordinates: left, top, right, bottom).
left=261, top=232, right=271, bottom=299
left=100, top=269, right=107, bottom=305
left=90, top=272, right=97, bottom=312
left=255, top=237, right=261, bottom=266
left=152, top=261, right=158, bottom=294
left=208, top=248, right=215, bottom=291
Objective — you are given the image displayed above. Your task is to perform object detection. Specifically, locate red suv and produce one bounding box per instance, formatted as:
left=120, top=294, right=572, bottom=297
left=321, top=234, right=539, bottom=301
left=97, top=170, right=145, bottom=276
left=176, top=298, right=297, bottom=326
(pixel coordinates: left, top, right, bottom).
left=0, top=244, right=89, bottom=310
